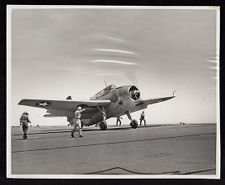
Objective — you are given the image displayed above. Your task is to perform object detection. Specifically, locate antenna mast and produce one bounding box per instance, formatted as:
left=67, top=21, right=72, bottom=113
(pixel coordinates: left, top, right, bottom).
left=104, top=81, right=108, bottom=88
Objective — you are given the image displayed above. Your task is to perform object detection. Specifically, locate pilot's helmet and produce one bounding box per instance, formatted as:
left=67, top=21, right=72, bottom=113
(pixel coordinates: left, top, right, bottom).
left=77, top=106, right=82, bottom=111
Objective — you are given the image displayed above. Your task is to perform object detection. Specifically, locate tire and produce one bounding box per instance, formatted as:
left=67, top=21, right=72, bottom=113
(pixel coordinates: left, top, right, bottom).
left=130, top=119, right=138, bottom=129
left=100, top=121, right=107, bottom=130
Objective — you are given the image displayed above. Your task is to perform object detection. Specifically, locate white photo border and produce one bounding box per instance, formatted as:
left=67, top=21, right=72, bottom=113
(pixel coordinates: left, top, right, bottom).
left=7, top=5, right=220, bottom=179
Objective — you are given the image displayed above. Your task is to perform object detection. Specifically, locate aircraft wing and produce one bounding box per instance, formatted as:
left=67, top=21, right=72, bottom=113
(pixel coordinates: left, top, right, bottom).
left=18, top=99, right=111, bottom=112
left=135, top=95, right=175, bottom=108
left=142, top=96, right=175, bottom=106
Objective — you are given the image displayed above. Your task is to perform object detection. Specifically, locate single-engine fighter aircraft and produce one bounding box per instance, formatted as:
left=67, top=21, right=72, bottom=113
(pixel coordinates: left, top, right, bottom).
left=18, top=85, right=175, bottom=130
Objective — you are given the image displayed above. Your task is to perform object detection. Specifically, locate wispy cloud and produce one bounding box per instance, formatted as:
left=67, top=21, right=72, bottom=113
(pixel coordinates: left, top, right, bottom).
left=93, top=48, right=136, bottom=55
left=102, top=36, right=125, bottom=42
left=93, top=59, right=137, bottom=65
left=209, top=66, right=219, bottom=70
left=208, top=59, right=218, bottom=63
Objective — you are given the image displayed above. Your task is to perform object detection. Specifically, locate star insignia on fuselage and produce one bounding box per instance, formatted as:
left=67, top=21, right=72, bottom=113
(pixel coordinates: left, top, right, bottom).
left=36, top=101, right=51, bottom=107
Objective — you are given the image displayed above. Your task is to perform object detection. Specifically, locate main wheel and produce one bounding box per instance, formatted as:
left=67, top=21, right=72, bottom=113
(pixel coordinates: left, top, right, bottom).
left=100, top=121, right=107, bottom=130
left=130, top=119, right=138, bottom=129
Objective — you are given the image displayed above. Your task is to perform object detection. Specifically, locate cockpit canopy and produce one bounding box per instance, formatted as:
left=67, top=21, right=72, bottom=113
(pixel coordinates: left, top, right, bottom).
left=90, top=84, right=116, bottom=100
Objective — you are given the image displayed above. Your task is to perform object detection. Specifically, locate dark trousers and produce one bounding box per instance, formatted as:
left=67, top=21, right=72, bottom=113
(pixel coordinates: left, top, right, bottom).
left=116, top=120, right=121, bottom=126
left=140, top=119, right=146, bottom=126
left=22, top=125, right=28, bottom=139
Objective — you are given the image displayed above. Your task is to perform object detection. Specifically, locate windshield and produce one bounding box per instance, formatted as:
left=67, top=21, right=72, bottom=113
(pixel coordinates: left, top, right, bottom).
left=90, top=84, right=116, bottom=100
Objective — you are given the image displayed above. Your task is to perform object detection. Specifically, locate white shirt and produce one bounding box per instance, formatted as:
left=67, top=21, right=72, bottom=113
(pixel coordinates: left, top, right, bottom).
left=75, top=110, right=83, bottom=119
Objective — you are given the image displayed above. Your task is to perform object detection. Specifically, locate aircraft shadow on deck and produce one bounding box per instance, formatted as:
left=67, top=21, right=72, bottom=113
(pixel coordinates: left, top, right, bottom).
left=12, top=124, right=173, bottom=137
left=12, top=126, right=134, bottom=140
left=12, top=126, right=136, bottom=137
left=12, top=124, right=215, bottom=141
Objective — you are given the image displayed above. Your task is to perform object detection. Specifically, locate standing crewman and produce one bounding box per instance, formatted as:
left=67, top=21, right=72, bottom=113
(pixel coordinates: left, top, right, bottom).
left=140, top=111, right=146, bottom=126
left=20, top=112, right=31, bottom=139
left=116, top=116, right=122, bottom=126
left=71, top=106, right=85, bottom=138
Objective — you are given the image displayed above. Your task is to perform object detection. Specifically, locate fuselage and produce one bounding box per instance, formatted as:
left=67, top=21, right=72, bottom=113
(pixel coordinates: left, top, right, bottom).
left=85, top=85, right=142, bottom=126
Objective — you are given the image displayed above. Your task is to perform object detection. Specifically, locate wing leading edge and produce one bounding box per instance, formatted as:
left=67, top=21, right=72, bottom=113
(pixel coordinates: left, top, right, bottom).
left=134, top=95, right=175, bottom=108
left=141, top=95, right=175, bottom=106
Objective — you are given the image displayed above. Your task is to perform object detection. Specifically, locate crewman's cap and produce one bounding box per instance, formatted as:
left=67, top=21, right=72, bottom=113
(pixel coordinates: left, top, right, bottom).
left=23, top=112, right=28, bottom=115
left=77, top=106, right=82, bottom=110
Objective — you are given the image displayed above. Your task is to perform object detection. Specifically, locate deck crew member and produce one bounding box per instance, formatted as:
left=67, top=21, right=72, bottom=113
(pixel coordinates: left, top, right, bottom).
left=71, top=106, right=85, bottom=138
left=140, top=111, right=146, bottom=126
left=116, top=116, right=122, bottom=126
left=20, top=112, right=31, bottom=139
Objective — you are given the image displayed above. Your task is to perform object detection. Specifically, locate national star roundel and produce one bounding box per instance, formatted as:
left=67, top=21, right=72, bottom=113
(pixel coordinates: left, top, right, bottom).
left=36, top=101, right=52, bottom=107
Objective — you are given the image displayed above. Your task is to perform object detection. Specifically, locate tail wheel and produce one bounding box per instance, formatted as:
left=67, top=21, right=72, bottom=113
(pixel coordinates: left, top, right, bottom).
left=100, top=121, right=107, bottom=130
left=130, top=119, right=138, bottom=129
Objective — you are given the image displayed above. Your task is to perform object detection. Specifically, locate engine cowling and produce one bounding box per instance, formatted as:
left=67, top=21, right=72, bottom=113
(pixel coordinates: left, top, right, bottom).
left=116, top=85, right=140, bottom=101
left=129, top=86, right=140, bottom=101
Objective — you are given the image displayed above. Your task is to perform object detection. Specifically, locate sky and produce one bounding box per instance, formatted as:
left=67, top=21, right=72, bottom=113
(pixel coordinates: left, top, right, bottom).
left=9, top=6, right=219, bottom=126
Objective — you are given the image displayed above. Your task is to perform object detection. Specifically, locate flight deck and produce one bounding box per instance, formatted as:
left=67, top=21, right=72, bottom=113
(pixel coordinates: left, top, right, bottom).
left=10, top=123, right=216, bottom=176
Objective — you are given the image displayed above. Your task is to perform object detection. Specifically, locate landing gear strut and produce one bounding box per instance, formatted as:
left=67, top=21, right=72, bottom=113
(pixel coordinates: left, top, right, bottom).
left=98, top=106, right=107, bottom=130
left=100, top=121, right=107, bottom=130
left=125, top=110, right=138, bottom=129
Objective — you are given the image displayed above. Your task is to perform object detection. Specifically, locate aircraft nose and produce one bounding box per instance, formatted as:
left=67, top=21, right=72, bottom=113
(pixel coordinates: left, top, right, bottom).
left=129, top=86, right=140, bottom=100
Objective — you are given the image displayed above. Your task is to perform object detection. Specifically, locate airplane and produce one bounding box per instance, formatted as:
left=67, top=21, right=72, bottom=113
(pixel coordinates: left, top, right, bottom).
left=18, top=85, right=175, bottom=130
